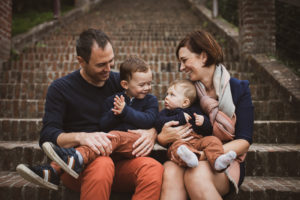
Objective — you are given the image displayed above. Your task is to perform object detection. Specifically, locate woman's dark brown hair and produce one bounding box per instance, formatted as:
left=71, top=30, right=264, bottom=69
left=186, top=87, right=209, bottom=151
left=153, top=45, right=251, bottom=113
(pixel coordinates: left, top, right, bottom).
left=176, top=30, right=224, bottom=67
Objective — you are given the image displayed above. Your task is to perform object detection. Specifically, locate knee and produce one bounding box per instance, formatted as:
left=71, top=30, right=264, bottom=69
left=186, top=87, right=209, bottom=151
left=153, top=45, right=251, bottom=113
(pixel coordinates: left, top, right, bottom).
left=163, top=161, right=180, bottom=180
left=206, top=136, right=222, bottom=145
left=83, top=156, right=115, bottom=184
left=184, top=162, right=213, bottom=192
left=137, top=157, right=164, bottom=185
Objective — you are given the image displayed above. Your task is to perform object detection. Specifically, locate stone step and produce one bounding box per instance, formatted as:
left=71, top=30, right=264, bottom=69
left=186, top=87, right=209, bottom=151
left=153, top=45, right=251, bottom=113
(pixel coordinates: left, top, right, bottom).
left=0, top=98, right=292, bottom=119
left=0, top=99, right=45, bottom=118
left=157, top=100, right=298, bottom=120
left=1, top=118, right=299, bottom=144
left=0, top=141, right=299, bottom=177
left=0, top=81, right=272, bottom=101
left=0, top=170, right=131, bottom=200
left=225, top=176, right=300, bottom=200
left=0, top=118, right=42, bottom=141
left=0, top=174, right=300, bottom=200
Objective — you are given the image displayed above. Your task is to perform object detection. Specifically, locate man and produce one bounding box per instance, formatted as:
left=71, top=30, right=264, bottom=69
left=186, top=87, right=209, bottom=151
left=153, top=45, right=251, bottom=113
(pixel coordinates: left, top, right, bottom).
left=17, top=29, right=163, bottom=200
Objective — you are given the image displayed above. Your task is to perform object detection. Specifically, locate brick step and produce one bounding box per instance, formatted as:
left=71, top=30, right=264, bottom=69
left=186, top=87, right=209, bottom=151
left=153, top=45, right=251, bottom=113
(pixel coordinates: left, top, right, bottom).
left=0, top=118, right=42, bottom=141
left=0, top=141, right=299, bottom=177
left=0, top=69, right=256, bottom=84
left=0, top=170, right=134, bottom=200
left=1, top=172, right=299, bottom=200
left=157, top=100, right=298, bottom=120
left=1, top=81, right=271, bottom=101
left=1, top=118, right=299, bottom=144
left=0, top=99, right=45, bottom=118
left=225, top=176, right=300, bottom=200
left=0, top=98, right=296, bottom=119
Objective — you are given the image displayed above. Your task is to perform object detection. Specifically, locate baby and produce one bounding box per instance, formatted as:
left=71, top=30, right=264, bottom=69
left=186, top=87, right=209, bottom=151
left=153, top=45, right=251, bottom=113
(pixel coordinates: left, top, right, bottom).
left=156, top=79, right=236, bottom=170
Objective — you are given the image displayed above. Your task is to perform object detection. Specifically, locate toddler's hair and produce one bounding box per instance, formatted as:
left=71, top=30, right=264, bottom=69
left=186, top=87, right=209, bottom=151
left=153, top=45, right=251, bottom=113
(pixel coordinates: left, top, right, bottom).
left=169, top=79, right=197, bottom=105
left=120, top=56, right=150, bottom=81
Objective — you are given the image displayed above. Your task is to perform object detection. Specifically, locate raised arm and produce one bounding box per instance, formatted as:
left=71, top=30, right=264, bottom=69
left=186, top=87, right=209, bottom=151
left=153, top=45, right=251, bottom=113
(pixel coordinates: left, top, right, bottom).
left=119, top=95, right=159, bottom=129
left=99, top=95, right=122, bottom=132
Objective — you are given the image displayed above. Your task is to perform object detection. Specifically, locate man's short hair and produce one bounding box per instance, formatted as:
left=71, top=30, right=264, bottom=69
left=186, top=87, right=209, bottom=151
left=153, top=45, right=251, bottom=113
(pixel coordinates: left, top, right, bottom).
left=76, top=28, right=111, bottom=63
left=120, top=56, right=150, bottom=81
left=169, top=79, right=197, bottom=105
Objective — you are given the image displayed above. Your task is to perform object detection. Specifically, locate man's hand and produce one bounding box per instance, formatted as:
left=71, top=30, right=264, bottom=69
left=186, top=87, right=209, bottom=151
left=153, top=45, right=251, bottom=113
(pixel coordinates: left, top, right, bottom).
left=78, top=132, right=116, bottom=156
left=194, top=113, right=204, bottom=126
left=128, top=128, right=157, bottom=157
left=112, top=95, right=126, bottom=115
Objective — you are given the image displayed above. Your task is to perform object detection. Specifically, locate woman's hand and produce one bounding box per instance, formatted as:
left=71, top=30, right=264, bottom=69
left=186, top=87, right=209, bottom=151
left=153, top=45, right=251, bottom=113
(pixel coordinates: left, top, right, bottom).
left=157, top=121, right=193, bottom=147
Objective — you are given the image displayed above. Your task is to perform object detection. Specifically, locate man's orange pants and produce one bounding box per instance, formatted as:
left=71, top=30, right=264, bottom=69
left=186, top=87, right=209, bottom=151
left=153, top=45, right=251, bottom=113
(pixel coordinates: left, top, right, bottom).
left=53, top=130, right=164, bottom=200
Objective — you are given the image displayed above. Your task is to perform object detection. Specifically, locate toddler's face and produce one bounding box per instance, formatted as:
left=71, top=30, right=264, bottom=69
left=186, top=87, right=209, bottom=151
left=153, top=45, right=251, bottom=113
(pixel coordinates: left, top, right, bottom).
left=164, top=85, right=187, bottom=109
left=125, top=70, right=152, bottom=99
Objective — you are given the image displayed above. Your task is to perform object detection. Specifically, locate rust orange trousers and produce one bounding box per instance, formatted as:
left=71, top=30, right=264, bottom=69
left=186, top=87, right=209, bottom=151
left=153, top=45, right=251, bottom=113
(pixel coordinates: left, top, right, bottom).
left=168, top=133, right=224, bottom=170
left=51, top=131, right=164, bottom=200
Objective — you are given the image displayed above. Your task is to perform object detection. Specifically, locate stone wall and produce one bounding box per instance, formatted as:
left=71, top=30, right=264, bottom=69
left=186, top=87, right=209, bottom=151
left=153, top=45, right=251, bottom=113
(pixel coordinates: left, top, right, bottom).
left=0, top=0, right=12, bottom=63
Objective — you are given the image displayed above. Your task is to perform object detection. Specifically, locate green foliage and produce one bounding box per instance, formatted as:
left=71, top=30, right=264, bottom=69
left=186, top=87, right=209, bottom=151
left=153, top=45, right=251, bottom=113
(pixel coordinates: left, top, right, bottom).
left=12, top=0, right=74, bottom=36
left=12, top=11, right=53, bottom=36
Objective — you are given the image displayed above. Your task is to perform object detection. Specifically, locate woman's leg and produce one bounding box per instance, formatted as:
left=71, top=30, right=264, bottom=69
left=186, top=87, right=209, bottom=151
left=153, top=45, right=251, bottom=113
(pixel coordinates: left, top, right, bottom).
left=184, top=161, right=230, bottom=200
left=160, top=161, right=188, bottom=200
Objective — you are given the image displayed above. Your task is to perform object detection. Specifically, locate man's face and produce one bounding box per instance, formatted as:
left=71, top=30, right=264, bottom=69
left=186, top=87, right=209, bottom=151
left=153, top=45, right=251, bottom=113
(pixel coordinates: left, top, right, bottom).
left=123, top=70, right=152, bottom=99
left=80, top=42, right=114, bottom=87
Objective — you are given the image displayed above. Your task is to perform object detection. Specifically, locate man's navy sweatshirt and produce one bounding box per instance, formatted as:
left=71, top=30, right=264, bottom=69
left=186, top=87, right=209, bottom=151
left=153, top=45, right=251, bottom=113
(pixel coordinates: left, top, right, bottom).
left=39, top=70, right=123, bottom=146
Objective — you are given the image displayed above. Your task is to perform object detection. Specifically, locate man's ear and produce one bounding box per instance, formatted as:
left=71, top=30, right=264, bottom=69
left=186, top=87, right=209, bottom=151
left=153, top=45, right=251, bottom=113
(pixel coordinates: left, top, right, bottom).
left=120, top=80, right=129, bottom=90
left=182, top=98, right=191, bottom=108
left=77, top=56, right=86, bottom=67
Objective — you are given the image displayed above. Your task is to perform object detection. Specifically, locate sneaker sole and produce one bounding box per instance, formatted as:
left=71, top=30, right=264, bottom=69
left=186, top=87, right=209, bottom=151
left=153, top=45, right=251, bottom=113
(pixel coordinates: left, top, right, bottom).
left=42, top=142, right=79, bottom=179
left=16, top=164, right=58, bottom=190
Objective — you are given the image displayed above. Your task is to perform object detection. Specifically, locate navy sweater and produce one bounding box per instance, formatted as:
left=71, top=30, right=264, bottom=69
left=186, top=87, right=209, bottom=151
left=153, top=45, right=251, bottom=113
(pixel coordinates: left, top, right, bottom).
left=39, top=70, right=123, bottom=146
left=99, top=91, right=159, bottom=132
left=155, top=104, right=212, bottom=136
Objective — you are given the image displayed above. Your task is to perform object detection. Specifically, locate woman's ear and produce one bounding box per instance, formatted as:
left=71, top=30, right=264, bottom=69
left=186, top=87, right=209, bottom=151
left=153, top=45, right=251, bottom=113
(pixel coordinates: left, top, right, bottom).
left=182, top=98, right=191, bottom=108
left=200, top=52, right=208, bottom=64
left=120, top=80, right=129, bottom=90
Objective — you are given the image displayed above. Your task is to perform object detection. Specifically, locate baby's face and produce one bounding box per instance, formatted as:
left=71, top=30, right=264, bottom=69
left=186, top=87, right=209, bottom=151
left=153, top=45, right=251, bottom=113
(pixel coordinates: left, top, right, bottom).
left=164, top=85, right=187, bottom=110
left=125, top=70, right=152, bottom=99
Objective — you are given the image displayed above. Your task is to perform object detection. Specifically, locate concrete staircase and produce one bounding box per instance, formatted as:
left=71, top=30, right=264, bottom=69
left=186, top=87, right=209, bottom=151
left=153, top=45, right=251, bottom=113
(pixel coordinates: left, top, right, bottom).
left=0, top=0, right=299, bottom=199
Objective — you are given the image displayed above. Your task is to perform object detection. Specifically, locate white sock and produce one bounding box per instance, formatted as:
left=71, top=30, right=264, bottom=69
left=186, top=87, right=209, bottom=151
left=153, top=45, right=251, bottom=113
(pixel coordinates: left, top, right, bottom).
left=214, top=151, right=237, bottom=171
left=176, top=145, right=199, bottom=168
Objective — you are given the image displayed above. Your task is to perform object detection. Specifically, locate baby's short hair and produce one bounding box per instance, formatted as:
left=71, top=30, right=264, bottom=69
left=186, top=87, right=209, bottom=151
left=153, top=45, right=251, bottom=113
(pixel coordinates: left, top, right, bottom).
left=120, top=56, right=150, bottom=81
left=169, top=79, right=197, bottom=105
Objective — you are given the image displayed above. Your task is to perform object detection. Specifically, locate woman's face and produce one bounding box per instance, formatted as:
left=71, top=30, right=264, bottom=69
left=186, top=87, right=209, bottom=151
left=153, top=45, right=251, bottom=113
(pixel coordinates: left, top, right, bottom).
left=178, top=47, right=208, bottom=81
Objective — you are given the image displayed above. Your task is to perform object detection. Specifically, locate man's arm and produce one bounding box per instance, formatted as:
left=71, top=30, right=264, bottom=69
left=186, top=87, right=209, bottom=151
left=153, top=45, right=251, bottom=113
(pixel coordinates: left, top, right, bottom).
left=40, top=82, right=113, bottom=155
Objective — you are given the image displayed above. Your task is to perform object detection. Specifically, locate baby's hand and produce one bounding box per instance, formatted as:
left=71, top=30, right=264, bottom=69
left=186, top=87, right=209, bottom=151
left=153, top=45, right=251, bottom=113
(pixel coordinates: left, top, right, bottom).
left=184, top=112, right=192, bottom=123
left=194, top=113, right=204, bottom=126
left=112, top=95, right=126, bottom=115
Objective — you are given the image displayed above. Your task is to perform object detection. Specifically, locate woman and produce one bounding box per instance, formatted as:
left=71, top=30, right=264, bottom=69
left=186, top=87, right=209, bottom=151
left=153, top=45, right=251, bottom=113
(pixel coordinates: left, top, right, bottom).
left=157, top=30, right=254, bottom=199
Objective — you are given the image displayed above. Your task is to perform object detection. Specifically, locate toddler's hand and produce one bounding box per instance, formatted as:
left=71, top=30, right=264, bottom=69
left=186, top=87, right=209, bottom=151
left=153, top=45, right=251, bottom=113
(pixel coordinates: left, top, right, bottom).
left=184, top=112, right=192, bottom=123
left=112, top=95, right=126, bottom=115
left=194, top=113, right=204, bottom=126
